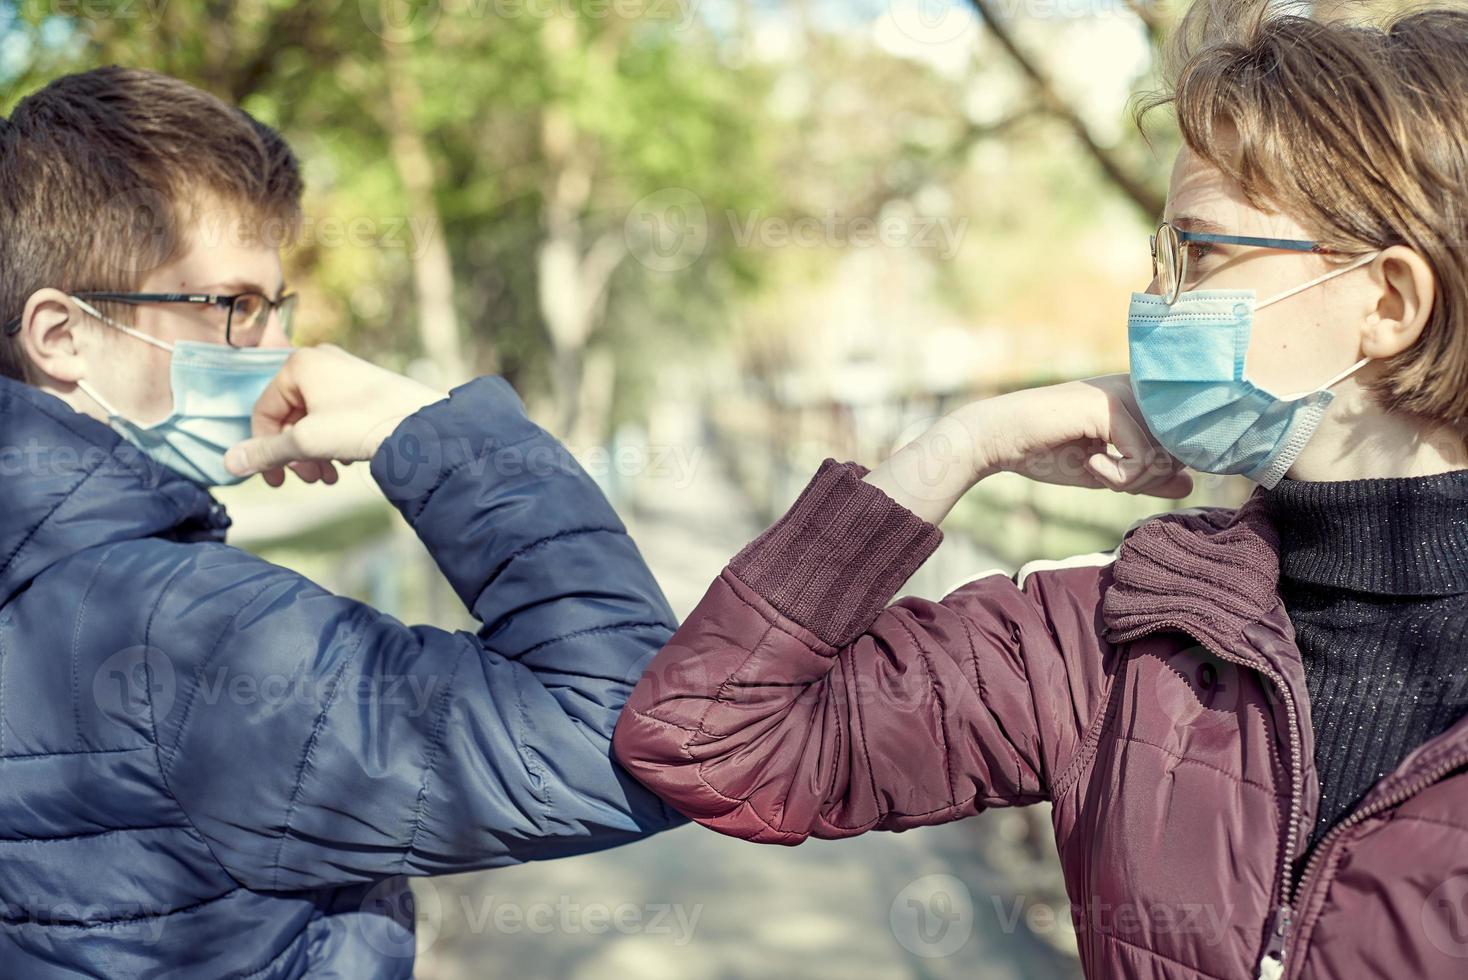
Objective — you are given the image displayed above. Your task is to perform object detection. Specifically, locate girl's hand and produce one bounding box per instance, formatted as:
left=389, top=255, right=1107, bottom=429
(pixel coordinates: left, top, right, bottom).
left=223, top=345, right=447, bottom=487
left=864, top=374, right=1192, bottom=525
left=982, top=374, right=1192, bottom=494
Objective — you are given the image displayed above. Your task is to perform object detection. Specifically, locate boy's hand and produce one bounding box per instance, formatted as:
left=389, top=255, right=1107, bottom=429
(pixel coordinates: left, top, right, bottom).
left=864, top=374, right=1191, bottom=525
left=223, top=345, right=447, bottom=488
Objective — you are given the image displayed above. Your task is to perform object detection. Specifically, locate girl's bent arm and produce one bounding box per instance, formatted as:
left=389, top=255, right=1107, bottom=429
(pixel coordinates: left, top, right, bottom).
left=612, top=457, right=1115, bottom=845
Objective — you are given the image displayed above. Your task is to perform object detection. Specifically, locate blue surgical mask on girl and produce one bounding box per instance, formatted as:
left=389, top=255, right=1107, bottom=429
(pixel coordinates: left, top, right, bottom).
left=71, top=297, right=292, bottom=487
left=1127, top=251, right=1379, bottom=489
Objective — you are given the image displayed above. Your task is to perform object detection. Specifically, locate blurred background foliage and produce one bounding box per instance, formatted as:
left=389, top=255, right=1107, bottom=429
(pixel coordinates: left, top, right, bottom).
left=3, top=0, right=1176, bottom=425
left=2, top=0, right=1252, bottom=564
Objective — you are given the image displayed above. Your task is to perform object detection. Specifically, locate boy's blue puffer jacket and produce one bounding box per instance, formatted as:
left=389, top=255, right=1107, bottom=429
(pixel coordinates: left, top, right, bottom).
left=0, top=373, right=685, bottom=978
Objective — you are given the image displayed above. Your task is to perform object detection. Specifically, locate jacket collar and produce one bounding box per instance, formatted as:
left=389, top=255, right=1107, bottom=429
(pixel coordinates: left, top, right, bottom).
left=0, top=376, right=230, bottom=606
left=1103, top=487, right=1468, bottom=811
left=1101, top=490, right=1288, bottom=665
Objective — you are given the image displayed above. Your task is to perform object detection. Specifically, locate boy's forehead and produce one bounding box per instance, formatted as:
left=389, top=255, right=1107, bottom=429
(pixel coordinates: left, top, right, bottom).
left=140, top=221, right=286, bottom=296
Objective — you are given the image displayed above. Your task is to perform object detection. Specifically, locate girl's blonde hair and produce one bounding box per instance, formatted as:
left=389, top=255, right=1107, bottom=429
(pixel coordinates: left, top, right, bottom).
left=1140, top=0, right=1468, bottom=426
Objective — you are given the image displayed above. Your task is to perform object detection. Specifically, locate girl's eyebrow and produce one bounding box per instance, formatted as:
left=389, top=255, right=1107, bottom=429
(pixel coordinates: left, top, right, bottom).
left=1170, top=214, right=1229, bottom=235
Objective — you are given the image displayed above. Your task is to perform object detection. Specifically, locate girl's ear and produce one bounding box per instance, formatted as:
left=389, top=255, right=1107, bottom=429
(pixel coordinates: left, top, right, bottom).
left=17, top=289, right=89, bottom=384
left=1360, top=244, right=1435, bottom=359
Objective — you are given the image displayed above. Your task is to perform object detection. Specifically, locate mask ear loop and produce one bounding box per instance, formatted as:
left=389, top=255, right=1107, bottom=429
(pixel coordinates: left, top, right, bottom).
left=70, top=296, right=175, bottom=352
left=74, top=378, right=124, bottom=418
left=70, top=296, right=176, bottom=423
left=1255, top=251, right=1380, bottom=400
left=1277, top=355, right=1373, bottom=401
left=1254, top=250, right=1380, bottom=310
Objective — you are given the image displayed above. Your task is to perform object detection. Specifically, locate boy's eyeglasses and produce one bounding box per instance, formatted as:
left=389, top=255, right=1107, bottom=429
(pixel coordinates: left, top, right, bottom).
left=2, top=290, right=297, bottom=348
left=1150, top=221, right=1330, bottom=305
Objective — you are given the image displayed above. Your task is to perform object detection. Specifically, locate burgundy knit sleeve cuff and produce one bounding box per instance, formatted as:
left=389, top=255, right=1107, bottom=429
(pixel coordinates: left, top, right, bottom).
left=727, top=458, right=944, bottom=649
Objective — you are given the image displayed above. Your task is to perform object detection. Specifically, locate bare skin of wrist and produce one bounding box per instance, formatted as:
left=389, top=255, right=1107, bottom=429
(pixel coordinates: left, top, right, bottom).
left=862, top=376, right=1193, bottom=526
left=861, top=400, right=999, bottom=526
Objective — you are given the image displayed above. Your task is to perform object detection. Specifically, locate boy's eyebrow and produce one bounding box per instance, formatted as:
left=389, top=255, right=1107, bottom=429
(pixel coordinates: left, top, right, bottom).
left=198, top=279, right=288, bottom=299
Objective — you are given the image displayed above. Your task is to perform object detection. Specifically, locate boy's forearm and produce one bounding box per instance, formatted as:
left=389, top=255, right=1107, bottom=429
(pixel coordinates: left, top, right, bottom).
left=371, top=376, right=675, bottom=648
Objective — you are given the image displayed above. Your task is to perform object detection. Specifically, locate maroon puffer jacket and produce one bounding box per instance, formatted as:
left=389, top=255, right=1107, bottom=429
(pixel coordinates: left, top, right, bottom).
left=613, top=459, right=1468, bottom=980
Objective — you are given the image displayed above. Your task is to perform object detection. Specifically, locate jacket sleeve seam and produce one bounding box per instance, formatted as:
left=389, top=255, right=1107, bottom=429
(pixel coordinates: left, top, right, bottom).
left=143, top=559, right=246, bottom=889
left=684, top=619, right=776, bottom=757
left=402, top=636, right=469, bottom=872
left=476, top=527, right=625, bottom=627
left=1014, top=566, right=1115, bottom=803
left=887, top=612, right=957, bottom=812
left=1052, top=655, right=1120, bottom=801
left=624, top=705, right=695, bottom=736
left=505, top=620, right=670, bottom=663
left=953, top=603, right=1034, bottom=800
left=402, top=426, right=548, bottom=524
left=70, top=545, right=119, bottom=745
left=268, top=627, right=365, bottom=891
left=515, top=646, right=553, bottom=808
left=158, top=572, right=284, bottom=779
left=695, top=573, right=890, bottom=831
left=407, top=455, right=477, bottom=522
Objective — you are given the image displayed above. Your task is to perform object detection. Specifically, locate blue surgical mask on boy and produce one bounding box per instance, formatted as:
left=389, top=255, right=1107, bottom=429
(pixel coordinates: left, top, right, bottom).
left=1127, top=251, right=1379, bottom=489
left=71, top=297, right=292, bottom=487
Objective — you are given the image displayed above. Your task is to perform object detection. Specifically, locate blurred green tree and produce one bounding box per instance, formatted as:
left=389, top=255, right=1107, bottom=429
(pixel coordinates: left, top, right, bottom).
left=2, top=0, right=771, bottom=441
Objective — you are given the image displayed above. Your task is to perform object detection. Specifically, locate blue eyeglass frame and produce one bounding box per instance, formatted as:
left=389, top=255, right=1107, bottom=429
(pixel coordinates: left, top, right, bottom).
left=1150, top=221, right=1332, bottom=303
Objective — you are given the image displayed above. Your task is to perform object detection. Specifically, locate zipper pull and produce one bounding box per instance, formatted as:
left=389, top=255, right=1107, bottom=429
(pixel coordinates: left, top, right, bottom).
left=1256, top=905, right=1292, bottom=980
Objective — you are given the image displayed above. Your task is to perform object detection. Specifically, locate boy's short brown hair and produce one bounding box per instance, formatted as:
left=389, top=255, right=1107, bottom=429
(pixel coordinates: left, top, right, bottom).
left=0, top=66, right=303, bottom=382
left=1142, top=0, right=1468, bottom=429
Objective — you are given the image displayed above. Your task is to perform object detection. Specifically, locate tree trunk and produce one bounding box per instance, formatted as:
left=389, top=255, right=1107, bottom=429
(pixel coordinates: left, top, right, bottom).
left=535, top=13, right=627, bottom=437
left=380, top=25, right=470, bottom=387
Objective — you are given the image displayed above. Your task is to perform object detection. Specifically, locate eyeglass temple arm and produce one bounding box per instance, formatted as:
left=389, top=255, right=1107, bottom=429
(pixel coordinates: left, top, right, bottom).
left=3, top=293, right=229, bottom=336
left=1176, top=230, right=1325, bottom=252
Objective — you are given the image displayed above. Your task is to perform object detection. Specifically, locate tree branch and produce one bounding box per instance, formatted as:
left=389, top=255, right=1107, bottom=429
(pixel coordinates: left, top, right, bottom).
left=965, top=0, right=1165, bottom=218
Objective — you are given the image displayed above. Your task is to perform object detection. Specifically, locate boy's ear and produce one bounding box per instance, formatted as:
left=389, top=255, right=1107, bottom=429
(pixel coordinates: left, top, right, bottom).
left=17, top=289, right=89, bottom=384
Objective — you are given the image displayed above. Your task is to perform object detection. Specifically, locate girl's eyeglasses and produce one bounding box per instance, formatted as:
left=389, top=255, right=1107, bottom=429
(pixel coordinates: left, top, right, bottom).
left=3, top=290, right=297, bottom=348
left=1149, top=222, right=1330, bottom=305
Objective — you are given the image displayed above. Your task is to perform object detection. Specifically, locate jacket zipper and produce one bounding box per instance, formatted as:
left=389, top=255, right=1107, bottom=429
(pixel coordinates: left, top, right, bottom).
left=1124, top=619, right=1468, bottom=980
left=1117, top=620, right=1304, bottom=980
left=1276, top=750, right=1468, bottom=978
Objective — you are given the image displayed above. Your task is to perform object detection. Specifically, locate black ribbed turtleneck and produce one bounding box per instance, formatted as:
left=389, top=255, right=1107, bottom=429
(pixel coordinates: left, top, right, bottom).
left=1263, top=470, right=1468, bottom=879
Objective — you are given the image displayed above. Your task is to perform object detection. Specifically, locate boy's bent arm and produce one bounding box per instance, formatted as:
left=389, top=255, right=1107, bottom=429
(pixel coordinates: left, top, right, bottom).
left=612, top=458, right=1114, bottom=845
left=150, top=376, right=685, bottom=891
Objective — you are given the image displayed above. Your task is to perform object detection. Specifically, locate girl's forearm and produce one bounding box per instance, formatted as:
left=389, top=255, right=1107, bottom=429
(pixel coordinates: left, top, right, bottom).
left=862, top=401, right=998, bottom=525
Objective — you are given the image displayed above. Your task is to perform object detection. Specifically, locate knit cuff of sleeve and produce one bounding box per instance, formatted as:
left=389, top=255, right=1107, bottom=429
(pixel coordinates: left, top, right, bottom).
left=727, top=458, right=944, bottom=649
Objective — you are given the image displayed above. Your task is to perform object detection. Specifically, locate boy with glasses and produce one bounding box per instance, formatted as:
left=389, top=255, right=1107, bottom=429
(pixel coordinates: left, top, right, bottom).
left=0, top=66, right=682, bottom=978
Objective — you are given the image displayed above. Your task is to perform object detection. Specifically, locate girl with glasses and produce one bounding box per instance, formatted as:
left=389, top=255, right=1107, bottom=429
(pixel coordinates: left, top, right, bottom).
left=614, top=2, right=1468, bottom=977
